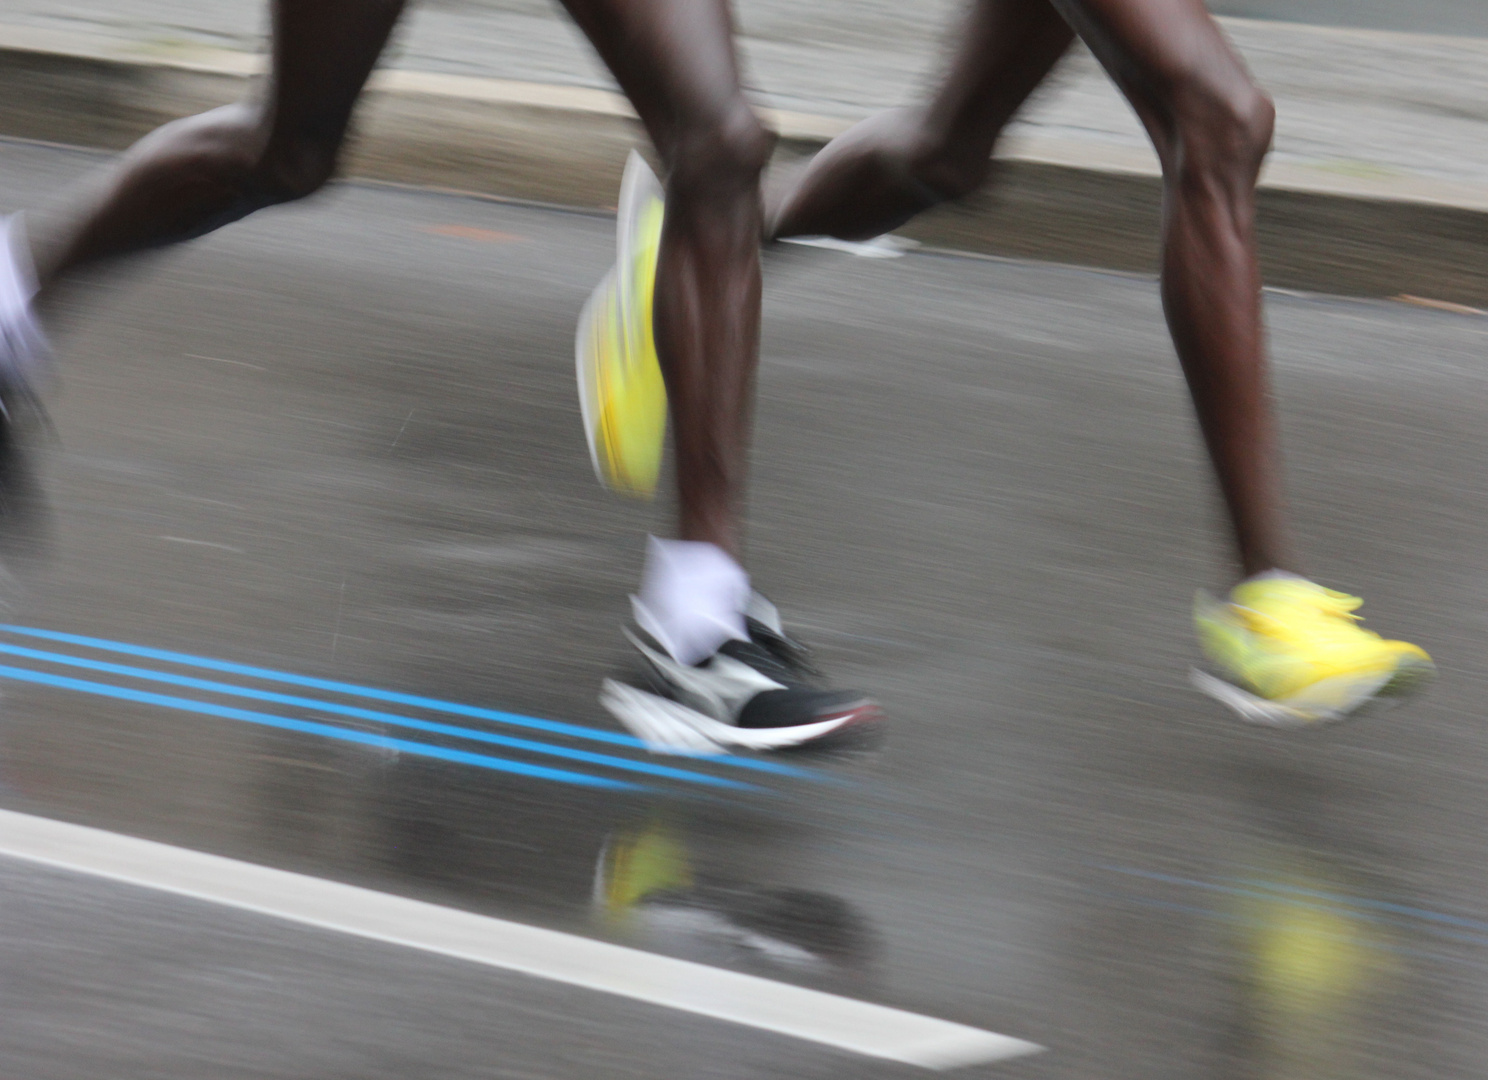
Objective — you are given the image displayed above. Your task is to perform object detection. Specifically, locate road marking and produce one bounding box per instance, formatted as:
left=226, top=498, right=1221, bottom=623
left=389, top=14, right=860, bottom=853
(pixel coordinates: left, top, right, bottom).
left=0, top=663, right=645, bottom=791
left=0, top=626, right=817, bottom=779
left=0, top=809, right=1041, bottom=1070
left=1101, top=863, right=1488, bottom=940
left=157, top=536, right=245, bottom=554
left=422, top=224, right=526, bottom=243
left=0, top=641, right=757, bottom=790
left=185, top=353, right=266, bottom=371
left=1394, top=294, right=1486, bottom=316
left=390, top=408, right=414, bottom=447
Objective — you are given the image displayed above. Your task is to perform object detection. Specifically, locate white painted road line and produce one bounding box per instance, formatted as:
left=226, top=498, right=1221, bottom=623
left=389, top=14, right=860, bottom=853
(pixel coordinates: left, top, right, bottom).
left=0, top=809, right=1042, bottom=1070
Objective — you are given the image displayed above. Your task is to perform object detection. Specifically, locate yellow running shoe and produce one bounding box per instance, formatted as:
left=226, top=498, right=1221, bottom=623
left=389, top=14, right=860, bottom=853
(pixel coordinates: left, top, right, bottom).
left=1192, top=573, right=1432, bottom=726
left=575, top=151, right=668, bottom=496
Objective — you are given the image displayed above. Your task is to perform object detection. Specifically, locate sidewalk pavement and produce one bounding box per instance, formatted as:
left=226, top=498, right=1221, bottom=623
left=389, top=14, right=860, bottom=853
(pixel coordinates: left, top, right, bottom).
left=1, top=3, right=1487, bottom=306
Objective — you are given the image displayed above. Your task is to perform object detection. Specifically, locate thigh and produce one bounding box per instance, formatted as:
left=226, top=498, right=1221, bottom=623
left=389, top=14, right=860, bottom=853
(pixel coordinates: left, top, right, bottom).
left=557, top=0, right=750, bottom=164
left=927, top=0, right=1074, bottom=142
left=263, top=0, right=410, bottom=145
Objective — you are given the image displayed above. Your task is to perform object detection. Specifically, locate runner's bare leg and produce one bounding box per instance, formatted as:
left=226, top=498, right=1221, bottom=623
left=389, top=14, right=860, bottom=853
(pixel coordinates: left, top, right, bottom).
left=768, top=0, right=1071, bottom=242
left=1056, top=0, right=1286, bottom=577
left=26, top=0, right=765, bottom=565
left=29, top=0, right=408, bottom=299
left=564, top=0, right=772, bottom=559
left=770, top=0, right=1289, bottom=577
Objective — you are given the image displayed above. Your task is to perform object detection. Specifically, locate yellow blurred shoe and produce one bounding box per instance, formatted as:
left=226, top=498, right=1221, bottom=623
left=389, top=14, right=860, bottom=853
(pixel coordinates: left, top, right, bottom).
left=1191, top=573, right=1432, bottom=726
left=575, top=151, right=668, bottom=496
left=592, top=820, right=692, bottom=925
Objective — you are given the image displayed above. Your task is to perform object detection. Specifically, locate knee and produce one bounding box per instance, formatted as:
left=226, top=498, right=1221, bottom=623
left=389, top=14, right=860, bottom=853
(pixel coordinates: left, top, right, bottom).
left=1169, top=73, right=1275, bottom=185
left=666, top=104, right=774, bottom=201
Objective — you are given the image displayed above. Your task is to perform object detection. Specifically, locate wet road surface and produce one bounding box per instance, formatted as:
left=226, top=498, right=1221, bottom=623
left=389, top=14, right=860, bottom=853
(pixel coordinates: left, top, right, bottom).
left=3, top=136, right=1488, bottom=1078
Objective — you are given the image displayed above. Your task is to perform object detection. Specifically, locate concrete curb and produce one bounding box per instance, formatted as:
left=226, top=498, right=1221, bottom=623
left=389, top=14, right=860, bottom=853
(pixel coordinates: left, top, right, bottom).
left=1, top=24, right=1485, bottom=306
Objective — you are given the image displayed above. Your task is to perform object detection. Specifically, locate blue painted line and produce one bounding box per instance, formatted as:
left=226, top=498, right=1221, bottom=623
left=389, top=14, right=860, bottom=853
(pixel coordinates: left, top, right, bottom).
left=0, top=625, right=819, bottom=781
left=0, top=663, right=645, bottom=792
left=0, top=642, right=755, bottom=792
left=1223, top=875, right=1488, bottom=935
left=1098, top=864, right=1488, bottom=946
left=1085, top=887, right=1488, bottom=972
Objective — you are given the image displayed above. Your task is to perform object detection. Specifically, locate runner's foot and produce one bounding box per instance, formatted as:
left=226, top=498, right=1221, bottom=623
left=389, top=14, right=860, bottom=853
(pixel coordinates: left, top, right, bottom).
left=603, top=593, right=882, bottom=754
left=1192, top=572, right=1433, bottom=726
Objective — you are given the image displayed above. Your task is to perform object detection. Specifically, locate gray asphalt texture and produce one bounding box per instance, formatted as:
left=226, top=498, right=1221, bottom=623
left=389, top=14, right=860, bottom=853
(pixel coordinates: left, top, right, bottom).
left=4, top=137, right=1488, bottom=1078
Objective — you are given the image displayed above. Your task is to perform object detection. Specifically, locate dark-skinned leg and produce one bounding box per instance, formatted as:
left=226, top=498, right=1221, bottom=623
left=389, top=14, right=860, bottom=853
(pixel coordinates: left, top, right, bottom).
left=567, top=0, right=881, bottom=750
left=770, top=0, right=1287, bottom=578
left=28, top=0, right=408, bottom=301
left=562, top=0, right=772, bottom=561
left=1067, top=0, right=1435, bottom=716
left=767, top=0, right=1073, bottom=242
left=1045, top=0, right=1286, bottom=577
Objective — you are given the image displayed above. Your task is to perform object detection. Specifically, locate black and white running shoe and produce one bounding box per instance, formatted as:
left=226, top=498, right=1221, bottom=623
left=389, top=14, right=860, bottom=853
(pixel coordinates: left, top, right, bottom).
left=602, top=594, right=882, bottom=755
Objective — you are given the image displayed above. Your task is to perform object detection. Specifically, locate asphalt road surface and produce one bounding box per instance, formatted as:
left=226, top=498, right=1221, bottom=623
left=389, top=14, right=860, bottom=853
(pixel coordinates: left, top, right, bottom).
left=3, top=136, right=1488, bottom=1079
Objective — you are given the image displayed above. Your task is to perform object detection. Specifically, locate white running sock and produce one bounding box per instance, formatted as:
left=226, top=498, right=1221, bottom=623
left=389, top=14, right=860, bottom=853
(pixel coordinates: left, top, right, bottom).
left=632, top=536, right=749, bottom=665
left=0, top=215, right=48, bottom=385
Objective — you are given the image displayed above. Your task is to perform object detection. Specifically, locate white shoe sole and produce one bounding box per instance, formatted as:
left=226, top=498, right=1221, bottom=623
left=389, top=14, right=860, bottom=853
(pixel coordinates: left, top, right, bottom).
left=574, top=263, right=617, bottom=486
left=1189, top=666, right=1399, bottom=728
left=601, top=679, right=872, bottom=756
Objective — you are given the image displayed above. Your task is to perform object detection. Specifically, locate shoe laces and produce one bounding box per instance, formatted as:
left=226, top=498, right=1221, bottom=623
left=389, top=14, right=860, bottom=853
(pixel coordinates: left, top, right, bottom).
left=717, top=620, right=818, bottom=687
left=745, top=616, right=820, bottom=675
